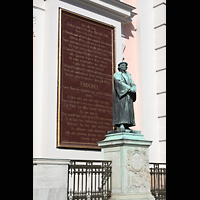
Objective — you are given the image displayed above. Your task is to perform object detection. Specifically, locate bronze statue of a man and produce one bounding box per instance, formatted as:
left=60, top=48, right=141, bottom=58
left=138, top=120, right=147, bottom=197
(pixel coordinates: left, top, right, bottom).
left=112, top=62, right=136, bottom=130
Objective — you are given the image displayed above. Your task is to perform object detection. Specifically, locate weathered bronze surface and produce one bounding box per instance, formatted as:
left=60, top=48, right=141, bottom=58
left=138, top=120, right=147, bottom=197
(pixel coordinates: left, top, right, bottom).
left=112, top=62, right=136, bottom=130
left=57, top=8, right=115, bottom=149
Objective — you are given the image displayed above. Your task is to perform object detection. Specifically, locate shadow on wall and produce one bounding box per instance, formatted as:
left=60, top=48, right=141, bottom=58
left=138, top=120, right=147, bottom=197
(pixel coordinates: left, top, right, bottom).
left=123, top=22, right=136, bottom=39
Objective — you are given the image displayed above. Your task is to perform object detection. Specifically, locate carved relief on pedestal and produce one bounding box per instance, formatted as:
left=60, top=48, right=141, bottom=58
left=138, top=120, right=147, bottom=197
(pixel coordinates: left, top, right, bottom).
left=126, top=148, right=150, bottom=193
left=130, top=151, right=144, bottom=172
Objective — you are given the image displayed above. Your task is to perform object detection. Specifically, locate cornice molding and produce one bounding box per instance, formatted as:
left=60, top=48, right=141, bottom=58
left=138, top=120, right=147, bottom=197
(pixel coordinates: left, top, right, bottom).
left=63, top=0, right=137, bottom=24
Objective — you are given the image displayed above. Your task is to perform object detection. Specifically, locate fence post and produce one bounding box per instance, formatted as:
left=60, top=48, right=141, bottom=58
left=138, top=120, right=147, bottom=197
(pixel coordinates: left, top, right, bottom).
left=149, top=163, right=166, bottom=200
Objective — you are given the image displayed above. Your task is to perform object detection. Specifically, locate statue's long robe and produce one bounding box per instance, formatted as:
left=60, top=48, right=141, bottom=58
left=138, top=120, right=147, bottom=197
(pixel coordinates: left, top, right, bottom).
left=112, top=71, right=136, bottom=127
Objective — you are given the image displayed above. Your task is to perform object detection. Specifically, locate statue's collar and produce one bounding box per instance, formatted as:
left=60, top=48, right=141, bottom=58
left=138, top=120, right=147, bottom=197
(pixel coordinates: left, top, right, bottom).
left=121, top=72, right=129, bottom=83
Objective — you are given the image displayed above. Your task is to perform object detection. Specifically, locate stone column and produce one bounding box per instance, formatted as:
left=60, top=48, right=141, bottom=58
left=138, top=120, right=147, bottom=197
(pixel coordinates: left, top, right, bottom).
left=98, top=130, right=155, bottom=200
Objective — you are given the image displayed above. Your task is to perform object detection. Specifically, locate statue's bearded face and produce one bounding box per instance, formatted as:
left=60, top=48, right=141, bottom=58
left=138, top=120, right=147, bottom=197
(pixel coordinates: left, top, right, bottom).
left=119, top=63, right=127, bottom=71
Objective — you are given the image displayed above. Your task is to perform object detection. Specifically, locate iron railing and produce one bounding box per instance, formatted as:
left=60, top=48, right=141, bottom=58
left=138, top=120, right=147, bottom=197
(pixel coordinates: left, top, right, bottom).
left=68, top=160, right=112, bottom=200
left=149, top=163, right=166, bottom=200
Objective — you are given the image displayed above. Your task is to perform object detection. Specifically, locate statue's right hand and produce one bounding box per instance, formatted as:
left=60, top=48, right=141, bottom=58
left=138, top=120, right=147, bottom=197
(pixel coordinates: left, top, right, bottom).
left=130, top=86, right=136, bottom=93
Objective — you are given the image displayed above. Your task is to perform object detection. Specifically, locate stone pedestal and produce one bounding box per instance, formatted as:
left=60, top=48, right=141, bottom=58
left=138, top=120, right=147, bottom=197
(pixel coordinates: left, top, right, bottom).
left=98, top=130, right=155, bottom=200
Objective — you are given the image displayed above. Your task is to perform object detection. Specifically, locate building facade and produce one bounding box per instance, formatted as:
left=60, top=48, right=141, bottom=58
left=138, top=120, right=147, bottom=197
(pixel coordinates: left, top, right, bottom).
left=33, top=0, right=166, bottom=198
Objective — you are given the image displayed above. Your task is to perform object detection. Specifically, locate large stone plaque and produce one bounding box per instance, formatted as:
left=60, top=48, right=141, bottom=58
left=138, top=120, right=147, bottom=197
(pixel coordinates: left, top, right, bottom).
left=57, top=8, right=115, bottom=149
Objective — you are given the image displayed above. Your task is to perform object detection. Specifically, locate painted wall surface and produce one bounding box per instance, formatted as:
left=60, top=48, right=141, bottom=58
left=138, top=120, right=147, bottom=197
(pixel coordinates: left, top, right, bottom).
left=33, top=0, right=125, bottom=160
left=33, top=3, right=45, bottom=158
left=33, top=0, right=166, bottom=163
left=123, top=0, right=166, bottom=162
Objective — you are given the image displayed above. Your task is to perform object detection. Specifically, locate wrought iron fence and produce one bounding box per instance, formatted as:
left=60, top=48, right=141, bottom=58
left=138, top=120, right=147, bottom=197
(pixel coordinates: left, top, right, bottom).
left=68, top=160, right=112, bottom=200
left=149, top=163, right=166, bottom=200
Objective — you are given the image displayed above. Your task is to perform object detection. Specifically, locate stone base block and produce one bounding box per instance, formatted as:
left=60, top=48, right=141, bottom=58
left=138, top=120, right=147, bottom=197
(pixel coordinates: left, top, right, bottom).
left=98, top=130, right=155, bottom=200
left=33, top=188, right=67, bottom=200
left=111, top=192, right=154, bottom=200
left=33, top=158, right=70, bottom=200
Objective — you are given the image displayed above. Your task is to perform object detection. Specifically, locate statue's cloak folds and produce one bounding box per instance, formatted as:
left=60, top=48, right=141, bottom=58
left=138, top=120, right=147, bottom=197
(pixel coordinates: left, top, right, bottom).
left=112, top=71, right=136, bottom=127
